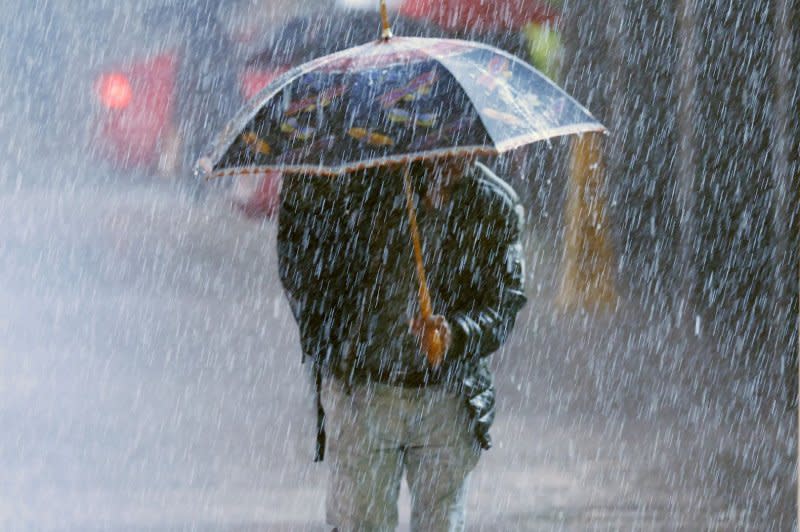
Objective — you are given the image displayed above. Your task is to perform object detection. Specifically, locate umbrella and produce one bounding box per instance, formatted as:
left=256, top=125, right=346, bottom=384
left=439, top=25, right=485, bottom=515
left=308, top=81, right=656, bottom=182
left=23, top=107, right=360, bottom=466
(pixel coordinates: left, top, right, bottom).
left=196, top=0, right=605, bottom=364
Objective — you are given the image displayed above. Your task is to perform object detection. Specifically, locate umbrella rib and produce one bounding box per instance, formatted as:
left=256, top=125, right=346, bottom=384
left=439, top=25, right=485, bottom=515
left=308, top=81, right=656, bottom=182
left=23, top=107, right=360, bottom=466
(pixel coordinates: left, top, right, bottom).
left=432, top=47, right=605, bottom=150
left=422, top=48, right=501, bottom=148
left=207, top=145, right=502, bottom=179
left=493, top=122, right=608, bottom=152
left=456, top=39, right=606, bottom=129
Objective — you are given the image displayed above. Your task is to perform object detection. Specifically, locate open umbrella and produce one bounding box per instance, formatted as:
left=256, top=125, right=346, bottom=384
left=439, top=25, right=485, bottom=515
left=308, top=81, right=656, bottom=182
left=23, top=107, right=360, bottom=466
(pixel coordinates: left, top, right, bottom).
left=196, top=0, right=605, bottom=364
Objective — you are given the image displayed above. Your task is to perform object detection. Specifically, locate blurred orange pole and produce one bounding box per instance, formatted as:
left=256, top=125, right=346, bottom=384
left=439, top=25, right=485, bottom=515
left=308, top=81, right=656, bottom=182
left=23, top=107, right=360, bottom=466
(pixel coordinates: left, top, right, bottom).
left=557, top=132, right=617, bottom=311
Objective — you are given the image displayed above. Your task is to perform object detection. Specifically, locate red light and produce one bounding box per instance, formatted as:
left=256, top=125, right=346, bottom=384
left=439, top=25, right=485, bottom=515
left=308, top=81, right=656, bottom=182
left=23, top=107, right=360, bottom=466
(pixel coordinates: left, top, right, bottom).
left=96, top=72, right=133, bottom=109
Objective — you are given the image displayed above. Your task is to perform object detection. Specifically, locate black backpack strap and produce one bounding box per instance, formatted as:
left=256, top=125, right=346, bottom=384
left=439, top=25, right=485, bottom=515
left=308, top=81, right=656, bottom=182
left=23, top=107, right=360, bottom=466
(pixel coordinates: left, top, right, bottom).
left=314, top=363, right=326, bottom=462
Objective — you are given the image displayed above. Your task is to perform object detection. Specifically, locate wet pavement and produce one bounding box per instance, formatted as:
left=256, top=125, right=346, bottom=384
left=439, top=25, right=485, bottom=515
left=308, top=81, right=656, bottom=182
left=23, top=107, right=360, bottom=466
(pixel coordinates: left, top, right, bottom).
left=0, top=178, right=795, bottom=530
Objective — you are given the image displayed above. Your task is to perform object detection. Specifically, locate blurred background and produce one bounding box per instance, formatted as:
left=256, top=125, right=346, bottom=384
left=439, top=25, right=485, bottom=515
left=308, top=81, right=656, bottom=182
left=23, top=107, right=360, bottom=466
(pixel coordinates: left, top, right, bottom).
left=0, top=0, right=797, bottom=529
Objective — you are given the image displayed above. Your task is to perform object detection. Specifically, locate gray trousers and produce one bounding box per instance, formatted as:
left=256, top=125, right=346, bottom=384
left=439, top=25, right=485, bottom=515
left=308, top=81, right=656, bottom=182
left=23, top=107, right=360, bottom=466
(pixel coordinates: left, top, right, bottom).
left=321, top=376, right=481, bottom=531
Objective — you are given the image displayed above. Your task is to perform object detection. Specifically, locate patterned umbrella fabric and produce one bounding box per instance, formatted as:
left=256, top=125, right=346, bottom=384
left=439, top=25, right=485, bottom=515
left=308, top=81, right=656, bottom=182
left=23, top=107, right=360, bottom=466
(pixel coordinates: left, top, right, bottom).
left=197, top=36, right=605, bottom=178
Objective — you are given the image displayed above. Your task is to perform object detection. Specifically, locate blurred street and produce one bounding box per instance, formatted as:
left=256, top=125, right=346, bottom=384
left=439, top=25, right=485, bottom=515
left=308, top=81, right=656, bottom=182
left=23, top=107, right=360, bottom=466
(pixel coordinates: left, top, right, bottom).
left=0, top=175, right=793, bottom=530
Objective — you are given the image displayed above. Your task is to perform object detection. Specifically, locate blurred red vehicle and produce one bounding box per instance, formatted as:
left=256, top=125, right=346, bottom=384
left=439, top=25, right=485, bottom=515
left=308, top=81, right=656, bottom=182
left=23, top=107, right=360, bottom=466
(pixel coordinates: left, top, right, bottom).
left=89, top=3, right=281, bottom=172
left=399, top=0, right=558, bottom=33
left=399, top=0, right=562, bottom=79
left=87, top=2, right=290, bottom=216
left=93, top=50, right=286, bottom=213
left=93, top=53, right=180, bottom=170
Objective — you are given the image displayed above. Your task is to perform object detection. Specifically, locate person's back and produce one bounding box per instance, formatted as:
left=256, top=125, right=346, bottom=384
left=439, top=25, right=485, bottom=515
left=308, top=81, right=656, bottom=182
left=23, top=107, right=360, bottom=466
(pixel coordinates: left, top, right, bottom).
left=277, top=160, right=526, bottom=530
left=278, top=162, right=525, bottom=377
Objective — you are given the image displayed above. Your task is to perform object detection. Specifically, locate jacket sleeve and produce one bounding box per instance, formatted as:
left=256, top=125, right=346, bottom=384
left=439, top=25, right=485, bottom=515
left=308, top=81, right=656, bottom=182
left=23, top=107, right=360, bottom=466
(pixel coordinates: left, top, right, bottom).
left=277, top=175, right=337, bottom=360
left=447, top=176, right=528, bottom=361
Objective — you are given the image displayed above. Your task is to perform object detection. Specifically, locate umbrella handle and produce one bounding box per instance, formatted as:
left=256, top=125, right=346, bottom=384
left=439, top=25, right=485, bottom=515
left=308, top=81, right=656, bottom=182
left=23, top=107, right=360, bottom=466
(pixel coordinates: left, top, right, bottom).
left=402, top=165, right=433, bottom=320
left=402, top=166, right=445, bottom=367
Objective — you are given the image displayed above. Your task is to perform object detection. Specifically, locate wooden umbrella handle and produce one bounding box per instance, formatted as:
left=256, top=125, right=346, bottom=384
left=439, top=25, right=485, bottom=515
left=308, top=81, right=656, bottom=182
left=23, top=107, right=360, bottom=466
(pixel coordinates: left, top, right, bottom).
left=402, top=165, right=444, bottom=366
left=403, top=165, right=432, bottom=319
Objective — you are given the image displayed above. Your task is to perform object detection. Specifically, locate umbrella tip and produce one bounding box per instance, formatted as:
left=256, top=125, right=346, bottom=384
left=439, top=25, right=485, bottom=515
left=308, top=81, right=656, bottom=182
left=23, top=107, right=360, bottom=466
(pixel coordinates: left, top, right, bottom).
left=194, top=156, right=214, bottom=179
left=380, top=0, right=393, bottom=40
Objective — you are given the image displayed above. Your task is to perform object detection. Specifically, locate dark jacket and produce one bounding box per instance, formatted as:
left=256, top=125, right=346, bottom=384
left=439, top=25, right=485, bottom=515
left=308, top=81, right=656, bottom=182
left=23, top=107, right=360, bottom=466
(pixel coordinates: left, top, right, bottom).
left=277, top=162, right=527, bottom=457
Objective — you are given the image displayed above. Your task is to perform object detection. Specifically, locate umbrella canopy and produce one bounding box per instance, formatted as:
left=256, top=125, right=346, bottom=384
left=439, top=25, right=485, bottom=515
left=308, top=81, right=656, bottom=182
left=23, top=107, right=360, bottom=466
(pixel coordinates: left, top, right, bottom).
left=196, top=36, right=604, bottom=179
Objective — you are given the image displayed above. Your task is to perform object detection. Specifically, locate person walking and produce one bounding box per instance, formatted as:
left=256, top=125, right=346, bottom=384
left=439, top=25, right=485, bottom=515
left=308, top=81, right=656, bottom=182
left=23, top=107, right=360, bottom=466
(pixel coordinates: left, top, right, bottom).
left=277, top=158, right=527, bottom=530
